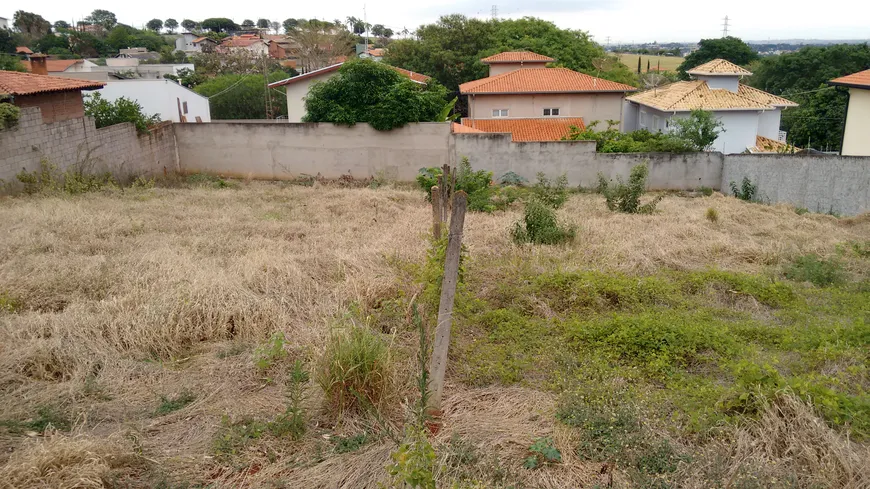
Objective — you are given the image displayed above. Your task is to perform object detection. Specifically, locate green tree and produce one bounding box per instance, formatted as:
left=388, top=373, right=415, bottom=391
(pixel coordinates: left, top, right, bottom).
left=181, top=19, right=197, bottom=32
left=677, top=37, right=758, bottom=78
left=0, top=53, right=27, bottom=72
left=53, top=20, right=71, bottom=30
left=671, top=109, right=725, bottom=150
left=164, top=18, right=179, bottom=33
left=13, top=11, right=52, bottom=39
left=146, top=19, right=164, bottom=32
left=84, top=92, right=160, bottom=134
left=85, top=9, right=117, bottom=31
left=346, top=16, right=367, bottom=35
left=194, top=72, right=288, bottom=119
left=303, top=59, right=450, bottom=131
left=256, top=19, right=270, bottom=29
left=371, top=24, right=386, bottom=37
left=241, top=19, right=255, bottom=29
left=34, top=33, right=70, bottom=53
left=201, top=18, right=238, bottom=33
left=1, top=27, right=24, bottom=53
left=283, top=18, right=299, bottom=32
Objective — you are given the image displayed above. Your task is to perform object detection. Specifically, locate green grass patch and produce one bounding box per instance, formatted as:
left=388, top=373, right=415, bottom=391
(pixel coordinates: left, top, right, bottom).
left=785, top=254, right=845, bottom=287
left=155, top=390, right=196, bottom=416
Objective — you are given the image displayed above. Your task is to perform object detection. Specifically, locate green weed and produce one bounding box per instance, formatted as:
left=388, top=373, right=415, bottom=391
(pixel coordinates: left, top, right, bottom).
left=784, top=254, right=845, bottom=287
left=705, top=207, right=719, bottom=223
left=511, top=198, right=575, bottom=245
left=698, top=186, right=714, bottom=197
left=523, top=437, right=561, bottom=469
left=0, top=291, right=20, bottom=313
left=270, top=359, right=309, bottom=440
left=730, top=177, right=757, bottom=202
left=531, top=172, right=569, bottom=209
left=253, top=332, right=288, bottom=372
left=155, top=390, right=196, bottom=416
left=333, top=433, right=369, bottom=453
left=597, top=164, right=662, bottom=214
left=317, top=326, right=392, bottom=417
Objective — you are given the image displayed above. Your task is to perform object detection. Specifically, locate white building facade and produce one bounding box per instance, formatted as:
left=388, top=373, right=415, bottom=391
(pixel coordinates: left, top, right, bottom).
left=96, top=79, right=210, bottom=123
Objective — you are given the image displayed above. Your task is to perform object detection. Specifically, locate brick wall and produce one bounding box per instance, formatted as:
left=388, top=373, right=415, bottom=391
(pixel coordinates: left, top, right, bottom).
left=0, top=107, right=179, bottom=187
left=14, top=91, right=85, bottom=123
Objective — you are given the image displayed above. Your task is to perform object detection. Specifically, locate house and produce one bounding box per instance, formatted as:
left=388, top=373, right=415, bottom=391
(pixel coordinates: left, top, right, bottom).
left=21, top=58, right=99, bottom=74
left=0, top=17, right=8, bottom=30
left=96, top=79, right=210, bottom=123
left=175, top=33, right=217, bottom=54
left=269, top=63, right=431, bottom=122
left=828, top=69, right=870, bottom=156
left=15, top=46, right=33, bottom=58
left=623, top=59, right=798, bottom=154
left=0, top=67, right=104, bottom=123
left=219, top=34, right=269, bottom=56
left=458, top=51, right=636, bottom=141
left=117, top=47, right=161, bottom=62
left=359, top=48, right=384, bottom=61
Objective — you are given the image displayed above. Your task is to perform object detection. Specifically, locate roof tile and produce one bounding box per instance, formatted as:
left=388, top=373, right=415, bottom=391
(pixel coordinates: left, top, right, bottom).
left=481, top=51, right=555, bottom=64
left=829, top=69, right=870, bottom=89
left=0, top=71, right=104, bottom=96
left=627, top=80, right=791, bottom=111
left=21, top=59, right=83, bottom=73
left=751, top=135, right=800, bottom=153
left=460, top=68, right=636, bottom=94
left=737, top=84, right=798, bottom=107
left=687, top=58, right=752, bottom=75
left=460, top=117, right=585, bottom=141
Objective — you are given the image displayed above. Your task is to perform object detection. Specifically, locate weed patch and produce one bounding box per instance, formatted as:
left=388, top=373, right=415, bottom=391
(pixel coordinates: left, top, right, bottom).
left=511, top=198, right=575, bottom=245
left=523, top=437, right=561, bottom=469
left=317, top=325, right=392, bottom=417
left=333, top=433, right=369, bottom=453
left=155, top=390, right=196, bottom=416
left=597, top=164, right=662, bottom=214
left=730, top=177, right=757, bottom=202
left=785, top=254, right=845, bottom=287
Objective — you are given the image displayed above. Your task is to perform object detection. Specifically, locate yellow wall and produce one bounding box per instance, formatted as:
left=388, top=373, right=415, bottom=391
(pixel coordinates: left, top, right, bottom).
left=467, top=92, right=625, bottom=128
left=842, top=88, right=870, bottom=156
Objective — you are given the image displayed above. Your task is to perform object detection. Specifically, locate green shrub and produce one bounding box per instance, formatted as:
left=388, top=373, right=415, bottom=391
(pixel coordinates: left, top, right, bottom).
left=597, top=164, right=662, bottom=214
left=213, top=416, right=269, bottom=460
left=730, top=177, right=757, bottom=201
left=795, top=206, right=809, bottom=215
left=270, top=359, right=308, bottom=440
left=784, top=254, right=845, bottom=287
left=84, top=92, right=160, bottom=134
left=155, top=390, right=196, bottom=416
left=531, top=172, right=569, bottom=209
left=511, top=198, right=575, bottom=245
left=699, top=186, right=714, bottom=196
left=317, top=326, right=392, bottom=416
left=253, top=332, right=288, bottom=372
left=334, top=433, right=369, bottom=453
left=523, top=437, right=561, bottom=469
left=416, top=158, right=495, bottom=212
left=564, top=120, right=696, bottom=153
left=0, top=102, right=21, bottom=130
left=705, top=207, right=719, bottom=223
left=0, top=291, right=20, bottom=313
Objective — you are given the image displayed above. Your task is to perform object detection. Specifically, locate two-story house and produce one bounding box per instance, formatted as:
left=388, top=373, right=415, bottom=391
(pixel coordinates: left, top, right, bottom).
left=828, top=69, right=870, bottom=156
left=458, top=51, right=637, bottom=141
left=623, top=59, right=798, bottom=154
left=175, top=33, right=217, bottom=54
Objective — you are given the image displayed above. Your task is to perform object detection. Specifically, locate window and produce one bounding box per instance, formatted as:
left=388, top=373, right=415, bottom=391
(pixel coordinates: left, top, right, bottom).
left=639, top=111, right=648, bottom=128
left=542, top=108, right=560, bottom=116
left=182, top=101, right=188, bottom=114
left=652, top=115, right=659, bottom=131
left=492, top=109, right=509, bottom=117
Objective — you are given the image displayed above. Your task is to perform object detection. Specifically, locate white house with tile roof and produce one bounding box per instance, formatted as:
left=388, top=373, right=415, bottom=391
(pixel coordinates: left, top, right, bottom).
left=623, top=59, right=798, bottom=154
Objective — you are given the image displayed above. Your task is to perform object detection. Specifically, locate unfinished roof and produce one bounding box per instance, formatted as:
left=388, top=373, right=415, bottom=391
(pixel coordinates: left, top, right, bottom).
left=0, top=71, right=105, bottom=96
left=686, top=58, right=753, bottom=76
left=737, top=84, right=798, bottom=107
left=750, top=135, right=800, bottom=153
left=459, top=68, right=636, bottom=94
left=627, top=80, right=775, bottom=111
left=828, top=69, right=870, bottom=89
left=269, top=63, right=431, bottom=88
left=21, top=59, right=84, bottom=73
left=480, top=51, right=555, bottom=64
left=460, top=117, right=585, bottom=141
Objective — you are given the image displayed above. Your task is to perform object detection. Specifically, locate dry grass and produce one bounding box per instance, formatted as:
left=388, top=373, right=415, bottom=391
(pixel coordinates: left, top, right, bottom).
left=1, top=182, right=867, bottom=487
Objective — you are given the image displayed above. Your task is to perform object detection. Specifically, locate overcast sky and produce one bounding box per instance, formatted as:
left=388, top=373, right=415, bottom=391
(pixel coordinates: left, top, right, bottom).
left=5, top=0, right=870, bottom=43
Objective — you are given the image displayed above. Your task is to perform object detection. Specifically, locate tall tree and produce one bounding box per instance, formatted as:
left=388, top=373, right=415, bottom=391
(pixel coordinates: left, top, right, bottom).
left=13, top=11, right=52, bottom=39
left=195, top=72, right=288, bottom=119
left=201, top=18, right=237, bottom=33
left=283, top=18, right=299, bottom=33
left=84, top=9, right=117, bottom=31
left=285, top=20, right=355, bottom=72
left=181, top=19, right=197, bottom=31
left=53, top=20, right=71, bottom=30
left=241, top=19, right=255, bottom=29
left=164, top=19, right=179, bottom=33
left=677, top=37, right=758, bottom=78
left=256, top=19, right=270, bottom=29
left=637, top=56, right=641, bottom=73
left=371, top=24, right=385, bottom=37
left=146, top=19, right=164, bottom=32
left=270, top=21, right=280, bottom=34
left=346, top=16, right=367, bottom=35
left=0, top=28, right=23, bottom=53
left=0, top=53, right=27, bottom=71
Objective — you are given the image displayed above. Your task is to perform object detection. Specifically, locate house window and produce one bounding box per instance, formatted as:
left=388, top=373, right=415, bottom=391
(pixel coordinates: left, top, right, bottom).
left=652, top=115, right=660, bottom=131
left=492, top=109, right=509, bottom=117
left=542, top=108, right=560, bottom=116
left=182, top=101, right=188, bottom=114
left=639, top=111, right=648, bottom=128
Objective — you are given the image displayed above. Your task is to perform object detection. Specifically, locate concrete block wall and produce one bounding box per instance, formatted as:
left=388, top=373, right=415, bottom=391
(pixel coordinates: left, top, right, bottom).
left=0, top=108, right=178, bottom=187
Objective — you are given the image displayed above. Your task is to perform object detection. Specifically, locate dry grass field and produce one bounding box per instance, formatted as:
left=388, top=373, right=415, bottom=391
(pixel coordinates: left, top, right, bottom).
left=617, top=54, right=685, bottom=72
left=1, top=178, right=868, bottom=488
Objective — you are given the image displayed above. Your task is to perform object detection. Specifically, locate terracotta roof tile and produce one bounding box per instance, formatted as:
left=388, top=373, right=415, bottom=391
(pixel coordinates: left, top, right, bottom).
left=751, top=135, right=800, bottom=153
left=21, top=59, right=83, bottom=72
left=737, top=84, right=798, bottom=107
left=192, top=37, right=214, bottom=43
left=829, top=69, right=870, bottom=89
left=0, top=71, right=104, bottom=96
left=481, top=51, right=554, bottom=64
left=460, top=118, right=585, bottom=141
left=627, top=80, right=778, bottom=111
left=686, top=58, right=752, bottom=76
left=387, top=66, right=430, bottom=83
left=16, top=46, right=33, bottom=54
left=367, top=48, right=385, bottom=57
left=460, top=68, right=636, bottom=94
left=452, top=122, right=484, bottom=134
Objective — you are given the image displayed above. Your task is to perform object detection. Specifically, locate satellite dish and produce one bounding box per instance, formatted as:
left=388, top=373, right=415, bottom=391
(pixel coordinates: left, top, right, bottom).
left=641, top=73, right=669, bottom=94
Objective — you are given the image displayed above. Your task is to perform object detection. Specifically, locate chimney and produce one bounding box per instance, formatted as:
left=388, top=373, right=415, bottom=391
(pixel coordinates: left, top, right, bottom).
left=30, top=54, right=48, bottom=76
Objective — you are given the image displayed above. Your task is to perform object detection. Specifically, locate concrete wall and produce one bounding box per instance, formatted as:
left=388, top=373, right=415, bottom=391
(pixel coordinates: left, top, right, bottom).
left=468, top=92, right=625, bottom=124
left=174, top=121, right=453, bottom=180
left=0, top=108, right=178, bottom=187
left=843, top=88, right=870, bottom=156
left=97, top=79, right=211, bottom=123
left=722, top=154, right=870, bottom=216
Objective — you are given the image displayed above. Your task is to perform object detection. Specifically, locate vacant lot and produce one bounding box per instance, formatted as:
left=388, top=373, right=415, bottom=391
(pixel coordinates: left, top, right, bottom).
left=1, top=180, right=868, bottom=488
left=618, top=53, right=685, bottom=72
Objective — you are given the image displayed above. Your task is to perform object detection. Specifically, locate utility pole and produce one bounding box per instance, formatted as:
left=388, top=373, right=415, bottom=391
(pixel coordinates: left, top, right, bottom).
left=363, top=4, right=368, bottom=53
left=491, top=5, right=498, bottom=19
left=721, top=15, right=730, bottom=37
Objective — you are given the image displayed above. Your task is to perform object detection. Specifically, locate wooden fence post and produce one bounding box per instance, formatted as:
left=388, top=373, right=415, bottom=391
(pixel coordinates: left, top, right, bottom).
left=431, top=185, right=442, bottom=240
left=427, top=191, right=467, bottom=416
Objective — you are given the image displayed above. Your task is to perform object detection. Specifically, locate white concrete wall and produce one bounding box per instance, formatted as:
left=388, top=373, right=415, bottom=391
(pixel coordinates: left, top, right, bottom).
left=488, top=62, right=546, bottom=76
left=695, top=75, right=739, bottom=92
left=284, top=70, right=338, bottom=122
left=468, top=93, right=625, bottom=126
left=842, top=88, right=870, bottom=156
left=106, top=58, right=140, bottom=67
left=96, top=79, right=211, bottom=123
left=715, top=111, right=760, bottom=154
left=757, top=109, right=782, bottom=140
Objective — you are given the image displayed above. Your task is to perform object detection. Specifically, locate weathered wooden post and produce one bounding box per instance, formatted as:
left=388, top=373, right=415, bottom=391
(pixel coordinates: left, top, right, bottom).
left=427, top=191, right=468, bottom=417
left=431, top=185, right=442, bottom=240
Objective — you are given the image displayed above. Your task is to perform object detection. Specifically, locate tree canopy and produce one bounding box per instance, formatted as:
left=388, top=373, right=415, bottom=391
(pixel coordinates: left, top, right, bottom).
left=164, top=19, right=179, bottom=33
left=201, top=18, right=238, bottom=33
left=0, top=54, right=27, bottom=72
left=181, top=19, right=197, bottom=31
left=241, top=20, right=255, bottom=29
left=84, top=10, right=117, bottom=31
left=194, top=72, right=288, bottom=119
left=146, top=19, right=163, bottom=32
left=257, top=19, right=270, bottom=29
left=677, top=37, right=758, bottom=77
left=13, top=11, right=52, bottom=39
left=303, top=59, right=450, bottom=131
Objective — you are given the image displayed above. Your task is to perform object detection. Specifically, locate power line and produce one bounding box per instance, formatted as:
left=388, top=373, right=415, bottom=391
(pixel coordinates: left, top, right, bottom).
left=206, top=75, right=253, bottom=99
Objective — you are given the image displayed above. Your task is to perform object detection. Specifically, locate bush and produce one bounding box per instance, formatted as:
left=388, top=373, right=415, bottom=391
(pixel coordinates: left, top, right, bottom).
left=16, top=159, right=115, bottom=195
left=531, top=172, right=569, bottom=209
left=670, top=109, right=725, bottom=151
left=416, top=158, right=496, bottom=212
left=317, top=326, right=392, bottom=416
left=0, top=102, right=21, bottom=130
left=730, top=177, right=757, bottom=201
left=84, top=92, right=160, bottom=134
left=564, top=120, right=696, bottom=153
left=597, top=164, right=662, bottom=214
left=705, top=207, right=719, bottom=223
left=511, top=198, right=575, bottom=245
left=784, top=254, right=845, bottom=287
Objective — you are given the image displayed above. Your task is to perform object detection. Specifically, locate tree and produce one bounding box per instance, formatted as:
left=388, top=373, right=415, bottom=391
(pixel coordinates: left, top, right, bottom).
left=164, top=19, right=179, bottom=33
left=194, top=72, right=288, bottom=119
left=270, top=21, right=280, bottom=34
left=383, top=27, right=394, bottom=39
left=146, top=19, right=163, bottom=32
left=34, top=33, right=70, bottom=53
left=201, top=18, right=237, bottom=33
left=346, top=16, right=367, bottom=35
left=105, top=25, right=169, bottom=54
left=285, top=20, right=355, bottom=72
left=303, top=59, right=450, bottom=131
left=192, top=50, right=287, bottom=76
left=0, top=54, right=26, bottom=72
left=181, top=19, right=197, bottom=32
left=677, top=37, right=758, bottom=78
left=0, top=27, right=24, bottom=54
left=13, top=11, right=52, bottom=39
left=257, top=19, right=270, bottom=29
left=53, top=20, right=71, bottom=30
left=85, top=9, right=117, bottom=31
left=83, top=93, right=159, bottom=134
left=163, top=68, right=206, bottom=88
left=671, top=109, right=725, bottom=151
left=371, top=24, right=385, bottom=37
left=283, top=18, right=299, bottom=32
left=637, top=56, right=641, bottom=73
left=241, top=19, right=255, bottom=29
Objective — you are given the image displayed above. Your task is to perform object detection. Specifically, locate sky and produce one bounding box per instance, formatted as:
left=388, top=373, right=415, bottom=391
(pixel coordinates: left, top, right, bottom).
left=4, top=0, right=870, bottom=43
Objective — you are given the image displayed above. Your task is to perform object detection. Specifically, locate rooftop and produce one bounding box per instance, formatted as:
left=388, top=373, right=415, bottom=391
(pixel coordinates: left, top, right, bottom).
left=0, top=71, right=104, bottom=96
left=20, top=58, right=85, bottom=73
left=460, top=117, right=585, bottom=141
left=459, top=68, right=636, bottom=94
left=269, top=63, right=431, bottom=88
left=16, top=46, right=34, bottom=54
left=828, top=69, right=870, bottom=89
left=627, top=80, right=794, bottom=111
left=750, top=135, right=800, bottom=154
left=481, top=51, right=555, bottom=64
left=686, top=58, right=753, bottom=76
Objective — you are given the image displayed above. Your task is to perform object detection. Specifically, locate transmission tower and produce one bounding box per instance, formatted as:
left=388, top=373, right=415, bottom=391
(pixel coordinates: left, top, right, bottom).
left=721, top=15, right=730, bottom=37
left=491, top=5, right=498, bottom=19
